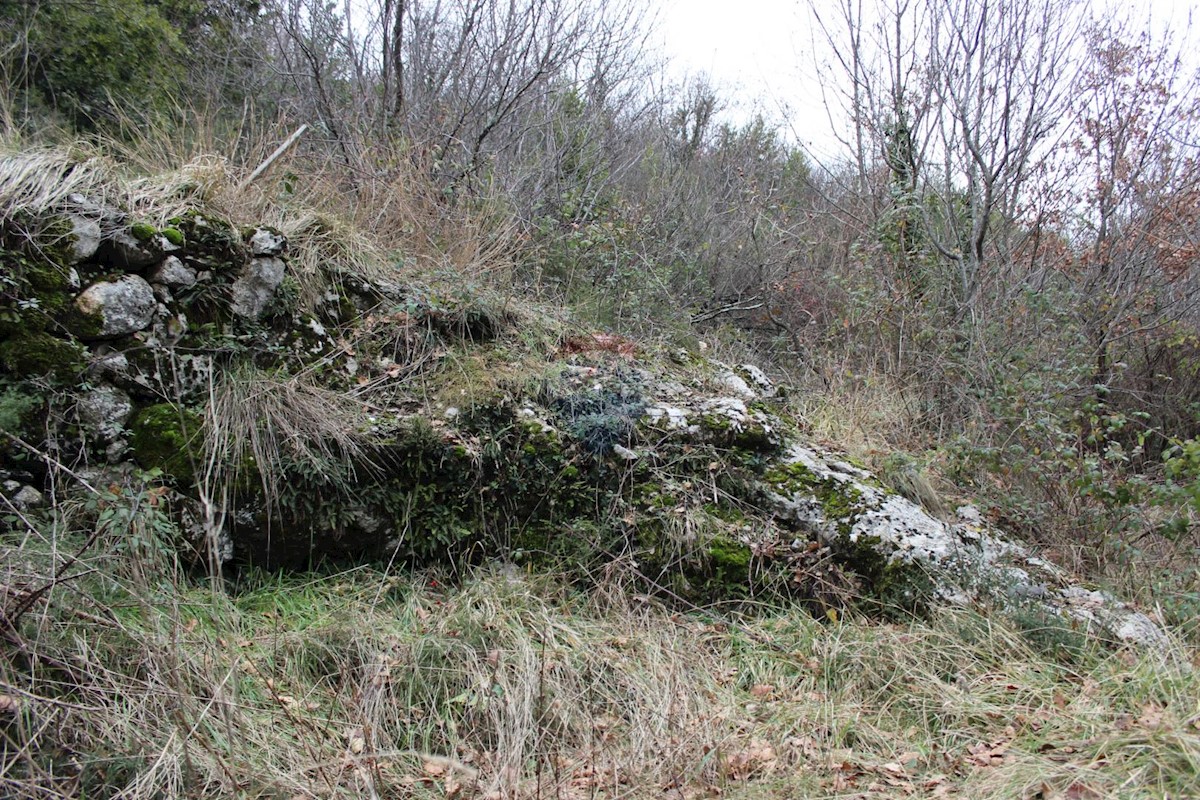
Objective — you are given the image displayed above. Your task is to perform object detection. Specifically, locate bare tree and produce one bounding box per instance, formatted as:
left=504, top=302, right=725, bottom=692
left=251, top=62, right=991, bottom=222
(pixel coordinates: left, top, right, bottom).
left=263, top=0, right=654, bottom=199
left=805, top=0, right=1081, bottom=322
left=921, top=0, right=1079, bottom=320
left=1065, top=21, right=1200, bottom=427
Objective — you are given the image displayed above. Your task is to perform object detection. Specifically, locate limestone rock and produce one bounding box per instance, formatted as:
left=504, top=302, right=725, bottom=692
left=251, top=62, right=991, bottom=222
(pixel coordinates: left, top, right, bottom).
left=737, top=363, right=776, bottom=397
left=230, top=256, right=286, bottom=318
left=716, top=367, right=757, bottom=399
left=63, top=212, right=101, bottom=263
left=150, top=256, right=197, bottom=289
left=72, top=275, right=157, bottom=339
left=76, top=385, right=134, bottom=443
left=102, top=228, right=165, bottom=270
left=760, top=442, right=1168, bottom=649
left=247, top=227, right=287, bottom=257
left=13, top=485, right=45, bottom=510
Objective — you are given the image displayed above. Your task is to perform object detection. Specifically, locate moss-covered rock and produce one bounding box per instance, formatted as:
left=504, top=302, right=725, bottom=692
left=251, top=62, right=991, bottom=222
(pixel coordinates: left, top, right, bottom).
left=129, top=403, right=204, bottom=484
left=160, top=226, right=185, bottom=247
left=0, top=332, right=87, bottom=380
left=0, top=242, right=77, bottom=336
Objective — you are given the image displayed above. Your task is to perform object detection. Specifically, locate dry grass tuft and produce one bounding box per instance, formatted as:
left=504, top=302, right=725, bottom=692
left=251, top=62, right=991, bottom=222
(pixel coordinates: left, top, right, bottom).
left=200, top=366, right=377, bottom=514
left=0, top=145, right=114, bottom=221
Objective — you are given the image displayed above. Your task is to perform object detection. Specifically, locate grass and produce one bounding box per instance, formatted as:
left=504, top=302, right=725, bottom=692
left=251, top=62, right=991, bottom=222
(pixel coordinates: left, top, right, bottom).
left=2, top=542, right=1197, bottom=799
left=201, top=366, right=377, bottom=512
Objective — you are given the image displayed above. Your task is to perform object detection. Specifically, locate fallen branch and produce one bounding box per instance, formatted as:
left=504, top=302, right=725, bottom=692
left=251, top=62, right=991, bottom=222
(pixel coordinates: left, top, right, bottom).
left=239, top=124, right=309, bottom=190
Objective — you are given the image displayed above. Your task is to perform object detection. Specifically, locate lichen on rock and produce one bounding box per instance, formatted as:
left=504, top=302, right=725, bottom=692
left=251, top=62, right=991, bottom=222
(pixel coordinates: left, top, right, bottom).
left=230, top=256, right=286, bottom=318
left=71, top=274, right=157, bottom=338
left=76, top=385, right=133, bottom=443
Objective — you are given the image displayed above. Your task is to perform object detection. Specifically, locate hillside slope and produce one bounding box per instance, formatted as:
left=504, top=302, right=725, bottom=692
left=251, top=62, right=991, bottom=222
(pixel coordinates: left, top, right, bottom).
left=0, top=149, right=1164, bottom=645
left=1, top=148, right=1195, bottom=799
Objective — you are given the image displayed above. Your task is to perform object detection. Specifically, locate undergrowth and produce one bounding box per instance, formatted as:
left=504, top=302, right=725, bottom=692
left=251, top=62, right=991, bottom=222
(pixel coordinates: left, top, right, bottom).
left=2, top=549, right=1196, bottom=799
left=3, top=109, right=1200, bottom=799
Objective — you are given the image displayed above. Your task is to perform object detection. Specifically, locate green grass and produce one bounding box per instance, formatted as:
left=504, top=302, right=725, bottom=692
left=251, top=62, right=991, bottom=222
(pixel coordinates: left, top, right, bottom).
left=2, top=550, right=1196, bottom=799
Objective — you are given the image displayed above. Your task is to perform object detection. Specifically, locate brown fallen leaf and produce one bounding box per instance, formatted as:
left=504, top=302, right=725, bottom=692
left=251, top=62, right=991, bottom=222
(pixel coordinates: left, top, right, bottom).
left=725, top=740, right=778, bottom=780
left=1136, top=703, right=1166, bottom=730
left=966, top=738, right=1011, bottom=767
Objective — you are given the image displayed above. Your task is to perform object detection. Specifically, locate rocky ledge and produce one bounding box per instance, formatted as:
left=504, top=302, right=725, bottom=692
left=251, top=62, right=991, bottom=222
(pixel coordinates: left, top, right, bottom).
left=0, top=179, right=1167, bottom=650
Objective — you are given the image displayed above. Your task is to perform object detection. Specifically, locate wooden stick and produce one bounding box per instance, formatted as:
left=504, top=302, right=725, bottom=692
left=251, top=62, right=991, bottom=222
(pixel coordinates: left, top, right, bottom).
left=239, top=124, right=309, bottom=190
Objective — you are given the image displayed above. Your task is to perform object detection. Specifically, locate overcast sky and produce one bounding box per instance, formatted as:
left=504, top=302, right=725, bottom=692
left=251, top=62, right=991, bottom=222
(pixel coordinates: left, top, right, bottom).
left=656, top=0, right=1199, bottom=161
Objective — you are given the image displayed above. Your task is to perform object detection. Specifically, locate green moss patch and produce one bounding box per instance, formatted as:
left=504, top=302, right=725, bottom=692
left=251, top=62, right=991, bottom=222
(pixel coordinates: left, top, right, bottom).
left=765, top=460, right=870, bottom=534
left=129, top=403, right=204, bottom=485
left=0, top=381, right=43, bottom=437
left=0, top=332, right=87, bottom=380
left=130, top=222, right=157, bottom=242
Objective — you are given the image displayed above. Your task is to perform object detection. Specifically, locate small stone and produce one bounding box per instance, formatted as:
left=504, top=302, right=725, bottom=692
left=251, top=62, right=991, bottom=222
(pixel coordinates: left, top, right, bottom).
left=73, top=275, right=157, bottom=339
left=248, top=227, right=287, bottom=257
left=164, top=313, right=188, bottom=341
left=90, top=349, right=129, bottom=378
left=612, top=444, right=640, bottom=460
left=13, top=485, right=44, bottom=510
left=105, top=440, right=129, bottom=463
left=151, top=256, right=197, bottom=289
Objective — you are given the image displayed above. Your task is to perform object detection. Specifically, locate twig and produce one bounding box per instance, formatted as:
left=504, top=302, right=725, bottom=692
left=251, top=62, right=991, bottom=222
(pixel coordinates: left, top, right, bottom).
left=0, top=430, right=101, bottom=496
left=239, top=124, right=309, bottom=190
left=690, top=297, right=764, bottom=324
left=765, top=307, right=830, bottom=390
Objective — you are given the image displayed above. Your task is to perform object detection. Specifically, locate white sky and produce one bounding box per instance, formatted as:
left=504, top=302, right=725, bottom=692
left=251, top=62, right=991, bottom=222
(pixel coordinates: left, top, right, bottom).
left=657, top=0, right=1200, bottom=162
